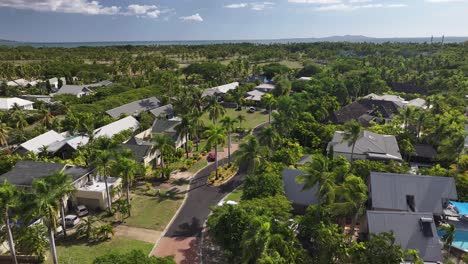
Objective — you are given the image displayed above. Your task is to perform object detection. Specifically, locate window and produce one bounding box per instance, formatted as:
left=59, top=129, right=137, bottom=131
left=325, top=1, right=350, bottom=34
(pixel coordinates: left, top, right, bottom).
left=406, top=195, right=415, bottom=212
left=420, top=217, right=434, bottom=237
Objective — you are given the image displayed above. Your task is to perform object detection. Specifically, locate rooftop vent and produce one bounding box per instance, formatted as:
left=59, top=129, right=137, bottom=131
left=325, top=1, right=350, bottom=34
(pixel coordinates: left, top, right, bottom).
left=419, top=217, right=434, bottom=237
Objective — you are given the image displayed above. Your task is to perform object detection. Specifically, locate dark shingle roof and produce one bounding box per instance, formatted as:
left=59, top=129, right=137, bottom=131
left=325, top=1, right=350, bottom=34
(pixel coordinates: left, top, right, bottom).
left=328, top=99, right=399, bottom=126
left=121, top=143, right=152, bottom=163
left=56, top=85, right=92, bottom=95
left=367, top=211, right=443, bottom=262
left=413, top=144, right=437, bottom=159
left=0, top=161, right=91, bottom=187
left=152, top=119, right=180, bottom=141
left=282, top=168, right=320, bottom=206
left=149, top=104, right=174, bottom=118
left=369, top=172, right=458, bottom=214
left=106, top=97, right=160, bottom=118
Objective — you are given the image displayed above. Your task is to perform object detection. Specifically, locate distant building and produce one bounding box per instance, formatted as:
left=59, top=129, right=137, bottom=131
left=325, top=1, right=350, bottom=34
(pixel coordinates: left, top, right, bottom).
left=244, top=90, right=266, bottom=102
left=0, top=97, right=34, bottom=110
left=47, top=135, right=90, bottom=160
left=328, top=99, right=400, bottom=126
left=363, top=93, right=427, bottom=109
left=327, top=130, right=402, bottom=162
left=150, top=104, right=174, bottom=119
left=55, top=85, right=92, bottom=98
left=254, top=83, right=275, bottom=93
left=105, top=97, right=160, bottom=118
left=202, top=82, right=239, bottom=97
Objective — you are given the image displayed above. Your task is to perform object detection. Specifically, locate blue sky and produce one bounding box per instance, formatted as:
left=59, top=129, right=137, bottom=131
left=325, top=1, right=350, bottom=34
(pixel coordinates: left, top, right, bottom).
left=0, top=0, right=466, bottom=42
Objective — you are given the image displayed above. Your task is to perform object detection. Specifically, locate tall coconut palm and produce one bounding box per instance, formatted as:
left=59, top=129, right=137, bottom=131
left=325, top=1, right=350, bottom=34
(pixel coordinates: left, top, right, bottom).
left=440, top=224, right=455, bottom=255
left=235, top=135, right=264, bottom=173
left=402, top=106, right=413, bottom=131
left=12, top=112, right=28, bottom=132
left=220, top=116, right=237, bottom=163
left=0, top=180, right=19, bottom=264
left=261, top=93, right=276, bottom=124
left=39, top=109, right=54, bottom=128
left=258, top=126, right=280, bottom=149
left=206, top=96, right=225, bottom=123
left=175, top=115, right=193, bottom=159
left=0, top=123, right=11, bottom=149
left=151, top=134, right=175, bottom=171
left=93, top=150, right=115, bottom=211
left=113, top=156, right=138, bottom=215
left=237, top=114, right=246, bottom=130
left=342, top=120, right=362, bottom=164
left=32, top=172, right=71, bottom=264
left=205, top=125, right=226, bottom=180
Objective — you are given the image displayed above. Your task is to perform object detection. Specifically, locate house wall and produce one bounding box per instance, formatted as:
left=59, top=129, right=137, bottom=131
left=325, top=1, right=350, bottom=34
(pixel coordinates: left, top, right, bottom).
left=333, top=152, right=367, bottom=161
left=135, top=128, right=152, bottom=140
left=22, top=103, right=34, bottom=110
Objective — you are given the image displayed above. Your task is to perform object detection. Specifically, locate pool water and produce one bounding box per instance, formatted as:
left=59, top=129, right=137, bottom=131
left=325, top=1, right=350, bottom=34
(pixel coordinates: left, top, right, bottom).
left=438, top=229, right=468, bottom=250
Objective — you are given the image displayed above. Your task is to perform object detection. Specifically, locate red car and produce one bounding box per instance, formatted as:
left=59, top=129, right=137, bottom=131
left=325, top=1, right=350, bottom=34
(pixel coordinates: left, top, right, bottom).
left=207, top=152, right=216, bottom=162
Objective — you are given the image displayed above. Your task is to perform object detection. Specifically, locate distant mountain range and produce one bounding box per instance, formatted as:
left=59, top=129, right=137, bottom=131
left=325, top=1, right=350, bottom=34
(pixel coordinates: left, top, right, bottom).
left=1, top=35, right=467, bottom=47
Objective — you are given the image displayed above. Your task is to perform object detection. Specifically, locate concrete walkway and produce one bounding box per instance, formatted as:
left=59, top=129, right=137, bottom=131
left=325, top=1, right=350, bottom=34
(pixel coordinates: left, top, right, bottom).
left=114, top=225, right=162, bottom=244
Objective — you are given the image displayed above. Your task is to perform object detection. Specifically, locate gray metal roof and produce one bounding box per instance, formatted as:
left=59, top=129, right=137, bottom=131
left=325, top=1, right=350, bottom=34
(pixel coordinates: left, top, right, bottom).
left=282, top=168, right=320, bottom=206
left=151, top=119, right=180, bottom=141
left=121, top=142, right=152, bottom=163
left=56, top=85, right=92, bottom=95
left=369, top=172, right=458, bottom=214
left=0, top=161, right=91, bottom=187
left=149, top=104, right=174, bottom=118
left=367, top=211, right=443, bottom=262
left=106, top=97, right=160, bottom=118
left=328, top=130, right=402, bottom=161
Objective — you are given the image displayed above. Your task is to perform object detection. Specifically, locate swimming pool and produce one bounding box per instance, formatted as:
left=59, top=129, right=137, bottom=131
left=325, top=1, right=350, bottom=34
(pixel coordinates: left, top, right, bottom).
left=438, top=229, right=468, bottom=251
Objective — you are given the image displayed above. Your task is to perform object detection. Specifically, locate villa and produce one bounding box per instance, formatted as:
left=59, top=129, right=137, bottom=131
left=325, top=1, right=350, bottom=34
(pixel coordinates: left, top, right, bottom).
left=0, top=97, right=34, bottom=111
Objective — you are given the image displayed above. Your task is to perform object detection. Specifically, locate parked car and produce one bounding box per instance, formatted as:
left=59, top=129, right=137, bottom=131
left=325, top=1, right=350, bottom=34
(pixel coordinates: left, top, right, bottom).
left=75, top=205, right=89, bottom=217
left=207, top=152, right=216, bottom=162
left=248, top=107, right=256, bottom=113
left=64, top=215, right=80, bottom=227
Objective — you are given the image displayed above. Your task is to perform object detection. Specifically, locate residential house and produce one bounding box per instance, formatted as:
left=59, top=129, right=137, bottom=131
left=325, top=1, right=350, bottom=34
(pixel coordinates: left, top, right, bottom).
left=85, top=80, right=113, bottom=88
left=6, top=81, right=18, bottom=87
left=363, top=93, right=427, bottom=109
left=328, top=99, right=400, bottom=126
left=0, top=160, right=120, bottom=210
left=0, top=97, right=34, bottom=110
left=327, top=130, right=402, bottom=162
left=254, top=83, right=275, bottom=93
left=55, top=85, right=92, bottom=98
left=93, top=116, right=139, bottom=140
left=150, top=104, right=174, bottom=119
left=12, top=79, right=29, bottom=87
left=282, top=168, right=319, bottom=213
left=48, top=77, right=67, bottom=90
left=47, top=135, right=90, bottom=160
left=244, top=90, right=266, bottom=102
left=202, top=82, right=239, bottom=98
left=120, top=139, right=156, bottom=165
left=247, top=74, right=269, bottom=84
left=365, top=211, right=443, bottom=263
left=105, top=97, right=160, bottom=119
left=409, top=144, right=437, bottom=165
left=152, top=117, right=186, bottom=149
left=14, top=130, right=65, bottom=155
left=20, top=94, right=53, bottom=104
left=368, top=172, right=457, bottom=216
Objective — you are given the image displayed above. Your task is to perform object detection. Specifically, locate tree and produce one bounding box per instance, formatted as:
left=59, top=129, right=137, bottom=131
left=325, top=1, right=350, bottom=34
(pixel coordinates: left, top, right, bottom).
left=151, top=134, right=175, bottom=176
left=174, top=115, right=193, bottom=159
left=76, top=216, right=98, bottom=241
left=258, top=126, right=280, bottom=149
left=93, top=150, right=115, bottom=211
left=440, top=224, right=455, bottom=255
left=237, top=114, right=246, bottom=130
left=0, top=123, right=11, bottom=149
left=205, top=125, right=226, bottom=180
left=47, top=171, right=76, bottom=238
left=342, top=120, right=362, bottom=164
left=93, top=249, right=175, bottom=264
left=236, top=135, right=264, bottom=173
left=39, top=109, right=54, bottom=128
left=0, top=180, right=19, bottom=264
left=261, top=93, right=276, bottom=124
left=220, top=116, right=237, bottom=163
left=351, top=232, right=406, bottom=264
left=113, top=156, right=138, bottom=214
left=242, top=172, right=284, bottom=200
left=205, top=96, right=225, bottom=123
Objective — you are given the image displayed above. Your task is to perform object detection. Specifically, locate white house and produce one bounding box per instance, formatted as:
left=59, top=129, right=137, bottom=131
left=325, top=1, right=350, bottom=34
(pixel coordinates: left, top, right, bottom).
left=93, top=116, right=140, bottom=140
left=14, top=130, right=65, bottom=155
left=56, top=85, right=92, bottom=98
left=0, top=97, right=34, bottom=110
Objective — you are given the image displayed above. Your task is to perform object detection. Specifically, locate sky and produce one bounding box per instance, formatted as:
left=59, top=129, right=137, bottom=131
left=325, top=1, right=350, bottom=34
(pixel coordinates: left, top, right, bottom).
left=0, top=0, right=466, bottom=42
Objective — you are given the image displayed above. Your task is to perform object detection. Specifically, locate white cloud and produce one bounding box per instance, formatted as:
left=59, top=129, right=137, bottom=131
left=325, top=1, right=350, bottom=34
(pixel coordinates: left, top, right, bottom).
left=180, top=13, right=203, bottom=22
left=288, top=0, right=407, bottom=10
left=288, top=0, right=342, bottom=4
left=425, top=0, right=465, bottom=2
left=224, top=2, right=275, bottom=11
left=0, top=0, right=165, bottom=18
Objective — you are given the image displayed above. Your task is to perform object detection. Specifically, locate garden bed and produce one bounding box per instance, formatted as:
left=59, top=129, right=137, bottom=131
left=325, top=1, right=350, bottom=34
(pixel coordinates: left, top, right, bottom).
left=208, top=163, right=239, bottom=186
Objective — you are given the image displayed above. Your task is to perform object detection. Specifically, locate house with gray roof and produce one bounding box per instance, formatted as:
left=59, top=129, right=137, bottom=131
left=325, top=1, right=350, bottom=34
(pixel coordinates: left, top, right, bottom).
left=151, top=118, right=186, bottom=148
left=365, top=211, right=443, bottom=263
left=14, top=130, right=65, bottom=155
left=120, top=140, right=156, bottom=165
left=369, top=172, right=457, bottom=216
left=93, top=116, right=139, bottom=140
left=106, top=97, right=160, bottom=118
left=282, top=168, right=320, bottom=213
left=327, top=130, right=402, bottom=162
left=56, top=85, right=92, bottom=98
left=47, top=135, right=90, bottom=159
left=150, top=104, right=174, bottom=119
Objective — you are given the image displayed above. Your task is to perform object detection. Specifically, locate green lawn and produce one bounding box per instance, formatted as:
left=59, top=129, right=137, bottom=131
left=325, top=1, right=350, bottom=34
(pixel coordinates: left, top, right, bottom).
left=122, top=194, right=183, bottom=231
left=188, top=159, right=208, bottom=173
left=225, top=186, right=243, bottom=202
left=49, top=237, right=153, bottom=264
left=201, top=108, right=269, bottom=130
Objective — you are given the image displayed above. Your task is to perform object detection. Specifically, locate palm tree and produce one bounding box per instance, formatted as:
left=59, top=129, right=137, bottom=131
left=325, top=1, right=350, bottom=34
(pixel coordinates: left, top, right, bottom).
left=151, top=134, right=175, bottom=172
left=206, top=96, right=225, bottom=123
left=39, top=109, right=54, bottom=128
left=0, top=123, right=11, bottom=149
left=113, top=156, right=138, bottom=215
left=261, top=93, right=276, bottom=124
left=220, top=116, right=237, bottom=163
left=402, top=106, right=413, bottom=131
left=93, top=150, right=115, bottom=211
left=237, top=114, right=246, bottom=130
left=330, top=175, right=367, bottom=235
left=440, top=224, right=455, bottom=255
left=0, top=180, right=19, bottom=264
left=342, top=121, right=362, bottom=164
left=175, top=115, right=193, bottom=159
left=258, top=126, right=280, bottom=149
left=205, top=125, right=226, bottom=180
left=12, top=112, right=28, bottom=132
left=32, top=173, right=70, bottom=264
left=45, top=171, right=76, bottom=237
left=235, top=135, right=264, bottom=173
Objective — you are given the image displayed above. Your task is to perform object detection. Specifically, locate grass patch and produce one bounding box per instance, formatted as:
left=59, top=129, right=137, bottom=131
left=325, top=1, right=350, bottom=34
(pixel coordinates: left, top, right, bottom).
left=188, top=159, right=208, bottom=173
left=122, top=194, right=183, bottom=231
left=49, top=237, right=153, bottom=264
left=225, top=186, right=243, bottom=202
left=201, top=108, right=268, bottom=130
